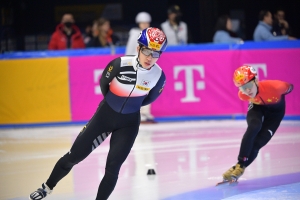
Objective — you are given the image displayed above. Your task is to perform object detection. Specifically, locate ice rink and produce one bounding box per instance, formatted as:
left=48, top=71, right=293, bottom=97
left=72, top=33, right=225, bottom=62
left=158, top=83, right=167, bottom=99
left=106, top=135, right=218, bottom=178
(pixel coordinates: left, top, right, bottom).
left=1, top=119, right=300, bottom=200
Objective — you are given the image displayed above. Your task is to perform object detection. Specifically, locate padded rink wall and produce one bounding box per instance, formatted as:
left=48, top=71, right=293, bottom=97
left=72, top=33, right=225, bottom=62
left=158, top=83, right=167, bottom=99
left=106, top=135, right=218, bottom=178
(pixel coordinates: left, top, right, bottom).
left=0, top=41, right=300, bottom=126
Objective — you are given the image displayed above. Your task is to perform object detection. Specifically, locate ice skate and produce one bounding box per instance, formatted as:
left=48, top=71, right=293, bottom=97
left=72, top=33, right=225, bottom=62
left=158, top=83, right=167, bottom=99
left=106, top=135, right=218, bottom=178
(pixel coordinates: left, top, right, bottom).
left=222, top=165, right=236, bottom=181
left=230, top=163, right=245, bottom=182
left=216, top=165, right=236, bottom=186
left=29, top=183, right=52, bottom=200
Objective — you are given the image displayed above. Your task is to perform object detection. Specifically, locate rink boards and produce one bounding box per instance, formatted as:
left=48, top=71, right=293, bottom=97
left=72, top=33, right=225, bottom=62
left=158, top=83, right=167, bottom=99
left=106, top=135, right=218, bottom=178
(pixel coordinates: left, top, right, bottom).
left=0, top=41, right=300, bottom=125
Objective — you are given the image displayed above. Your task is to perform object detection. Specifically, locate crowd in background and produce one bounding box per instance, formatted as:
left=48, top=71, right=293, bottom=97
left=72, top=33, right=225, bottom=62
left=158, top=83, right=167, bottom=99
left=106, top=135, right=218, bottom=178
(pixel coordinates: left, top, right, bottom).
left=4, top=5, right=295, bottom=123
left=47, top=5, right=297, bottom=51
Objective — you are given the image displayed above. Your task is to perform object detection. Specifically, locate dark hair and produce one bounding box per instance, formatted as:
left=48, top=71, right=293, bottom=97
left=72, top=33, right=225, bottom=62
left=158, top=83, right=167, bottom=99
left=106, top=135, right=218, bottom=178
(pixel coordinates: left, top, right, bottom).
left=258, top=10, right=270, bottom=21
left=275, top=8, right=285, bottom=14
left=214, top=14, right=238, bottom=37
left=168, top=5, right=181, bottom=14
left=215, top=15, right=229, bottom=32
left=96, top=17, right=109, bottom=27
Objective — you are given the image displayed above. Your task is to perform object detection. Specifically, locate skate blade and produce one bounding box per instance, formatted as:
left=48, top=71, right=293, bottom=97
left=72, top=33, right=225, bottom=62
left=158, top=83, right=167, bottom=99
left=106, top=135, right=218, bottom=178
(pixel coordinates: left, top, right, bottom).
left=216, top=180, right=238, bottom=186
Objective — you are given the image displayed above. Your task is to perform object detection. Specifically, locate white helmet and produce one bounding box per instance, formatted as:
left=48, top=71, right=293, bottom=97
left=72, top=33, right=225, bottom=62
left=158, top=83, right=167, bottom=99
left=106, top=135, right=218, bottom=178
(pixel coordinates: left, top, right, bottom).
left=135, top=12, right=151, bottom=23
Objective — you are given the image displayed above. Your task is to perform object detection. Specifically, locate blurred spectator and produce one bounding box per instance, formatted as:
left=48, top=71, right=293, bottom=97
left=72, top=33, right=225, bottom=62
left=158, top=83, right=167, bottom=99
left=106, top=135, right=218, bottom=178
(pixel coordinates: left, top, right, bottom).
left=161, top=5, right=188, bottom=45
left=125, top=12, right=156, bottom=123
left=86, top=18, right=120, bottom=48
left=253, top=10, right=296, bottom=41
left=83, top=24, right=93, bottom=45
left=48, top=13, right=85, bottom=50
left=213, top=15, right=243, bottom=44
left=272, top=9, right=290, bottom=36
left=91, top=20, right=100, bottom=38
left=125, top=12, right=151, bottom=55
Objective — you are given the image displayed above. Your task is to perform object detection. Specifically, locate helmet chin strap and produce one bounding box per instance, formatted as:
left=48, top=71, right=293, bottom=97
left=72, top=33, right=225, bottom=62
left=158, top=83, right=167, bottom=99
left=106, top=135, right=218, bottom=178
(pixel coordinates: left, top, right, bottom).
left=136, top=48, right=142, bottom=68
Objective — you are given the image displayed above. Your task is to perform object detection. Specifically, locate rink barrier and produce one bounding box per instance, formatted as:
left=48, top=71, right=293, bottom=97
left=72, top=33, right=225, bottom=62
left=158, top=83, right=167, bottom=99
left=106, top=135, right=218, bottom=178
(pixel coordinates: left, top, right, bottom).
left=0, top=40, right=299, bottom=126
left=1, top=40, right=300, bottom=60
left=0, top=57, right=71, bottom=124
left=1, top=115, right=300, bottom=129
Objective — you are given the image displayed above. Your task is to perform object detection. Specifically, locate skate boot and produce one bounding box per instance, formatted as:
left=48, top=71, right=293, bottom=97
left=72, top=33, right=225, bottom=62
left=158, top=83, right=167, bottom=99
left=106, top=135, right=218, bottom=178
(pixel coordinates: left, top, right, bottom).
left=230, top=164, right=245, bottom=182
left=29, top=183, right=52, bottom=200
left=222, top=165, right=236, bottom=181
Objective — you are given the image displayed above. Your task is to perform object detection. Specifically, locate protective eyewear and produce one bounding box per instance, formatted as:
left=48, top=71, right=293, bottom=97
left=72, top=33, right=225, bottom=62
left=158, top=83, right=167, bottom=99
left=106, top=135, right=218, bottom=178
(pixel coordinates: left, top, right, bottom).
left=141, top=48, right=161, bottom=58
left=239, top=80, right=255, bottom=92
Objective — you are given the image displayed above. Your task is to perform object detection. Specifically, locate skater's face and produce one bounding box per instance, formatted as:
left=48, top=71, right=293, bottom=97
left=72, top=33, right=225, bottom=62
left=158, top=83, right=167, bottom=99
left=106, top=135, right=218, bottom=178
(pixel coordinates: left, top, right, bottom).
left=137, top=46, right=160, bottom=69
left=239, top=80, right=257, bottom=98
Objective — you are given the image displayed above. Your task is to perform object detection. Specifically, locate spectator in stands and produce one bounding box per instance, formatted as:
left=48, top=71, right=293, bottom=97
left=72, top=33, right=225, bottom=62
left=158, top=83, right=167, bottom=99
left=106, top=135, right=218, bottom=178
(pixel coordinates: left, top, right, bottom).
left=125, top=12, right=156, bottom=123
left=125, top=12, right=152, bottom=55
left=253, top=10, right=296, bottom=41
left=213, top=15, right=243, bottom=44
left=86, top=18, right=120, bottom=48
left=161, top=5, right=188, bottom=45
left=82, top=24, right=93, bottom=45
left=48, top=13, right=85, bottom=50
left=84, top=19, right=100, bottom=46
left=91, top=19, right=99, bottom=38
left=272, top=9, right=290, bottom=36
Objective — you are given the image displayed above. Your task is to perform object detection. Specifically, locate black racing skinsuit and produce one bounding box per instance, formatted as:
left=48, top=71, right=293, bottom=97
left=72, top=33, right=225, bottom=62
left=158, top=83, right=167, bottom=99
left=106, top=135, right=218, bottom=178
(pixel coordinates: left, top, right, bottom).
left=45, top=55, right=166, bottom=200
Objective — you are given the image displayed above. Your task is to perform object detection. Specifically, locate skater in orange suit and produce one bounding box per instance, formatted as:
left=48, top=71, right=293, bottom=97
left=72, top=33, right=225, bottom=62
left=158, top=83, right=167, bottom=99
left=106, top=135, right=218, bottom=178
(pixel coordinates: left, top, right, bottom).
left=221, top=65, right=294, bottom=183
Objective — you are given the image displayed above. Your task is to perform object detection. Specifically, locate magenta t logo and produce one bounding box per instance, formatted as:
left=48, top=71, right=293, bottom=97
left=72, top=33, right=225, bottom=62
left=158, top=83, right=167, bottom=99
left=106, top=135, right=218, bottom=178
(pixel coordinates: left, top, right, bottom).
left=94, top=69, right=104, bottom=95
left=174, top=65, right=205, bottom=102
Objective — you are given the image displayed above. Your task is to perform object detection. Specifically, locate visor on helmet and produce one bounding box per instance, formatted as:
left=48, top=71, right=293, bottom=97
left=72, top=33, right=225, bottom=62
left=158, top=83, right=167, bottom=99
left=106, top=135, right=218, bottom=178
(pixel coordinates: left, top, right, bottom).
left=140, top=47, right=161, bottom=58
left=239, top=80, right=255, bottom=92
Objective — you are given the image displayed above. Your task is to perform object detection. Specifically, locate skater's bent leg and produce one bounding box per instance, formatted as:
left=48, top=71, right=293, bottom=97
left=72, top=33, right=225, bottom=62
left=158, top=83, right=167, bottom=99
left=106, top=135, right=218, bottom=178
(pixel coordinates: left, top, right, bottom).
left=238, top=118, right=262, bottom=165
left=46, top=132, right=96, bottom=189
left=96, top=170, right=118, bottom=200
left=46, top=103, right=111, bottom=190
left=245, top=127, right=275, bottom=167
left=46, top=127, right=101, bottom=189
left=46, top=151, right=84, bottom=189
left=237, top=105, right=263, bottom=166
left=245, top=109, right=285, bottom=167
left=96, top=125, right=139, bottom=200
